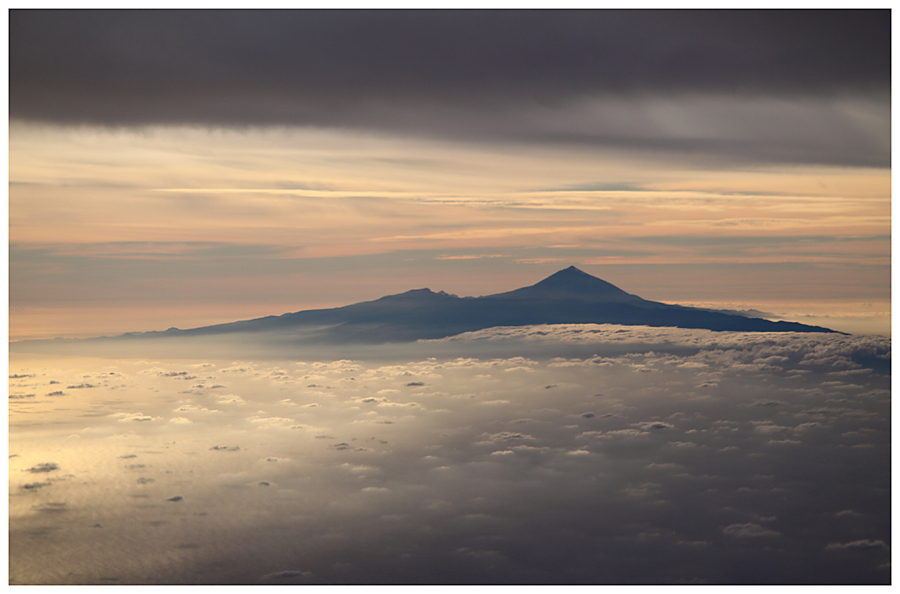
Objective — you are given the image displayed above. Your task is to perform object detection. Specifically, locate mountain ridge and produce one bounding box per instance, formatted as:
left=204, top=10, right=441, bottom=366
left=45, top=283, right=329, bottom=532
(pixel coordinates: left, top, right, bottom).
left=24, top=266, right=837, bottom=346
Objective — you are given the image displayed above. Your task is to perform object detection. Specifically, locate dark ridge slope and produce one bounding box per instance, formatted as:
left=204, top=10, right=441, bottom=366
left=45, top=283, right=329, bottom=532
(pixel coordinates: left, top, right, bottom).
left=14, top=266, right=839, bottom=348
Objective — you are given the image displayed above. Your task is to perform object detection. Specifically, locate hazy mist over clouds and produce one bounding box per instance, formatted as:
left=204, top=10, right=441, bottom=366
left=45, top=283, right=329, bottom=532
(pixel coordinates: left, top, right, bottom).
left=9, top=327, right=890, bottom=584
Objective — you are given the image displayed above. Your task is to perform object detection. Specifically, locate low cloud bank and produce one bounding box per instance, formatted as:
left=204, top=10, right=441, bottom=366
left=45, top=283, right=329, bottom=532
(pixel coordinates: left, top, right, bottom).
left=9, top=327, right=890, bottom=584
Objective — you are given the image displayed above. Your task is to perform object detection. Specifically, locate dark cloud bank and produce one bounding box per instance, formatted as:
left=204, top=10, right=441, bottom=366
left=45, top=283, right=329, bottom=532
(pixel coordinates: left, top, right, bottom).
left=10, top=10, right=890, bottom=166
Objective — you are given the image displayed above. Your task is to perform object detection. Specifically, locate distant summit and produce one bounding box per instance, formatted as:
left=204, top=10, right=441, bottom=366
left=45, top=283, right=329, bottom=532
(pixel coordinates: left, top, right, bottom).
left=492, top=266, right=642, bottom=303
left=13, top=266, right=839, bottom=349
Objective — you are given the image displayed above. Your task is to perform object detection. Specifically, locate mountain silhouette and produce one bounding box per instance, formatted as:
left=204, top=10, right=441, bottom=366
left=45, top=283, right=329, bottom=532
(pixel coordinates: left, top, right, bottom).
left=493, top=266, right=643, bottom=303
left=99, top=265, right=836, bottom=344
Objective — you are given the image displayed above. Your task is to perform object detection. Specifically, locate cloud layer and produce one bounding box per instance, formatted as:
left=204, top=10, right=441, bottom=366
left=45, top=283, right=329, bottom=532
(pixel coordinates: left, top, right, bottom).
left=9, top=10, right=890, bottom=166
left=9, top=327, right=890, bottom=584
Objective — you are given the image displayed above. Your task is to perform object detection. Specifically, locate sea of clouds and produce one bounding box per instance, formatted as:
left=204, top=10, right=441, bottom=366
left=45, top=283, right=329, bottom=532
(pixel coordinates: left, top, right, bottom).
left=9, top=325, right=890, bottom=584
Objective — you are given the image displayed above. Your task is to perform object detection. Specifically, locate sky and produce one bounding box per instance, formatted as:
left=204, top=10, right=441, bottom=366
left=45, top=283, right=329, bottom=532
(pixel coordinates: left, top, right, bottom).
left=6, top=11, right=893, bottom=585
left=8, top=10, right=892, bottom=339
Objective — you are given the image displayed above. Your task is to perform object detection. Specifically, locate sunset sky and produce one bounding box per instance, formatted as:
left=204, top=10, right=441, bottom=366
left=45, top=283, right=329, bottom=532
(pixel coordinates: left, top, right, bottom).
left=7, top=11, right=893, bottom=586
left=8, top=10, right=891, bottom=340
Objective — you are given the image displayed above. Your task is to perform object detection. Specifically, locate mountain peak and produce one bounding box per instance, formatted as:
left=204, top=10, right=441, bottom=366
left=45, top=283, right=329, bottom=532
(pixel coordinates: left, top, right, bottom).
left=490, top=266, right=640, bottom=303
left=534, top=266, right=631, bottom=293
left=545, top=265, right=593, bottom=280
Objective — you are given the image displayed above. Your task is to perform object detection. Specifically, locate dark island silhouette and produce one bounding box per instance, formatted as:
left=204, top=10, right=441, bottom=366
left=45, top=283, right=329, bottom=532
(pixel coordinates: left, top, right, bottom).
left=100, top=265, right=836, bottom=345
